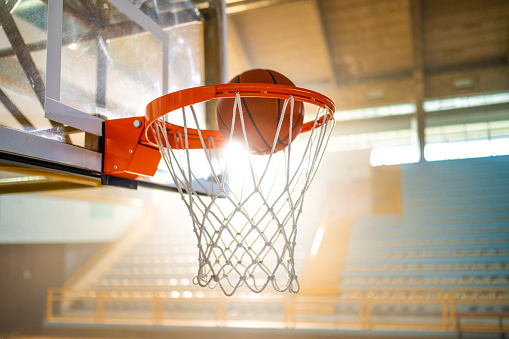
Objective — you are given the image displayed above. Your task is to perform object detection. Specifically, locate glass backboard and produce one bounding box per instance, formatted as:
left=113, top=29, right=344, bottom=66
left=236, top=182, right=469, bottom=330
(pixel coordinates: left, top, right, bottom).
left=0, top=0, right=220, bottom=192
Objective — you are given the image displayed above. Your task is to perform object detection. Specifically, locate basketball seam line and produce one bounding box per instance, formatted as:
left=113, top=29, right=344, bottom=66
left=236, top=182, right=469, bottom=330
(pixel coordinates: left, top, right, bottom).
left=239, top=73, right=271, bottom=151
left=240, top=97, right=273, bottom=152
left=267, top=70, right=302, bottom=147
left=217, top=100, right=265, bottom=154
left=278, top=103, right=304, bottom=144
left=267, top=70, right=286, bottom=148
left=225, top=75, right=267, bottom=153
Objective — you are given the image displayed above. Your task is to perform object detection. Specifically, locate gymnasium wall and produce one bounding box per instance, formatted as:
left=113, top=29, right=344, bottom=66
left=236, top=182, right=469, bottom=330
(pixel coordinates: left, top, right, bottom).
left=0, top=242, right=105, bottom=333
left=0, top=193, right=143, bottom=243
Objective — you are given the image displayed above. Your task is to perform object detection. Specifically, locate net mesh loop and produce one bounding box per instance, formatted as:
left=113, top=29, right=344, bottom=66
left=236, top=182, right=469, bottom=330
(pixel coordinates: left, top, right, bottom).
left=151, top=93, right=335, bottom=296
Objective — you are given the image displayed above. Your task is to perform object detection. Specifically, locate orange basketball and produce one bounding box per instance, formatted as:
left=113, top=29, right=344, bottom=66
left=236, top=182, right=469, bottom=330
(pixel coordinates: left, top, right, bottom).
left=216, top=69, right=304, bottom=155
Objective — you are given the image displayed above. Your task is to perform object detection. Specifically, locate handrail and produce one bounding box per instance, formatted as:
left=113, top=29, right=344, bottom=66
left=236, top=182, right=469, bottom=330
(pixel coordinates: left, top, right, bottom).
left=47, top=287, right=509, bottom=332
left=46, top=287, right=508, bottom=332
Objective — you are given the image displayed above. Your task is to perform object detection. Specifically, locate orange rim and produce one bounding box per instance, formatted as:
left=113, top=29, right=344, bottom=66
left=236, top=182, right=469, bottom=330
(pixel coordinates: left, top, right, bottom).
left=142, top=84, right=336, bottom=149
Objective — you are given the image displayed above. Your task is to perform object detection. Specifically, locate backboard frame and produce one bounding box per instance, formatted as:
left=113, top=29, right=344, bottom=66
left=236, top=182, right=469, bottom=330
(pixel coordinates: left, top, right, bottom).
left=0, top=0, right=226, bottom=193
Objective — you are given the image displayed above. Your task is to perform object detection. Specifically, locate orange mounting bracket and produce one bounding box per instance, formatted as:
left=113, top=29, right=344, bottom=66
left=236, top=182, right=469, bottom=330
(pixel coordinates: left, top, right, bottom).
left=103, top=117, right=161, bottom=179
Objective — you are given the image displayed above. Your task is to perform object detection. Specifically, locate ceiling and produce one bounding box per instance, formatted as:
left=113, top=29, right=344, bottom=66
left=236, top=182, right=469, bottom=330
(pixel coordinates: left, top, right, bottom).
left=225, top=0, right=509, bottom=111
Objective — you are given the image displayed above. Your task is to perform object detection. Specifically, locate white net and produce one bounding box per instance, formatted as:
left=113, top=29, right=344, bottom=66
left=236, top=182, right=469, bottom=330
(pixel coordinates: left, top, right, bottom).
left=151, top=94, right=335, bottom=296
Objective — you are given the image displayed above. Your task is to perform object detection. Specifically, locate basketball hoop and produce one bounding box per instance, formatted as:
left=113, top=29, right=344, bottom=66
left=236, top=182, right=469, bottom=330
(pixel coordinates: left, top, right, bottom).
left=104, top=83, right=335, bottom=296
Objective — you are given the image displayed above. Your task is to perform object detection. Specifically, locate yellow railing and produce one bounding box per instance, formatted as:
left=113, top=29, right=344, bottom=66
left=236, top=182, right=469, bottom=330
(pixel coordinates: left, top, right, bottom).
left=448, top=289, right=509, bottom=333
left=46, top=288, right=508, bottom=332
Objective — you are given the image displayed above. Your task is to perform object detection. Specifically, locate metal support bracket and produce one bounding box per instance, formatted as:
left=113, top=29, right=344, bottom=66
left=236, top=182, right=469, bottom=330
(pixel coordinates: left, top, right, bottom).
left=103, top=117, right=161, bottom=179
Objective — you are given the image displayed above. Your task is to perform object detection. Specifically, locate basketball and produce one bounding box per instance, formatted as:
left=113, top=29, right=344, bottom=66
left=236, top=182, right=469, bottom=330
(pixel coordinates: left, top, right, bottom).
left=216, top=69, right=304, bottom=155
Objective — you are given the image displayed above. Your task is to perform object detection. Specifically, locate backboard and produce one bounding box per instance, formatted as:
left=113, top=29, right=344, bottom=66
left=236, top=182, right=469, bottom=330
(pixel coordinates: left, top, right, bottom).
left=0, top=0, right=226, bottom=193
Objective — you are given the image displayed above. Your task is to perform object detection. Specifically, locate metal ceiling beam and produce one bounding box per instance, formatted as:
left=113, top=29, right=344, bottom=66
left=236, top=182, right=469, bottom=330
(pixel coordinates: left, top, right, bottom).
left=79, top=0, right=103, bottom=23
left=4, top=0, right=19, bottom=12
left=314, top=0, right=337, bottom=86
left=41, top=0, right=103, bottom=32
left=409, top=0, right=426, bottom=162
left=0, top=33, right=95, bottom=58
left=0, top=87, right=35, bottom=130
left=0, top=1, right=46, bottom=108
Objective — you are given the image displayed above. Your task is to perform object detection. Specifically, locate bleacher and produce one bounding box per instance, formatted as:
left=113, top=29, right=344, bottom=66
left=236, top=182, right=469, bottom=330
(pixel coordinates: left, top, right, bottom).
left=343, top=156, right=509, bottom=291
left=341, top=156, right=509, bottom=334
left=93, top=226, right=201, bottom=293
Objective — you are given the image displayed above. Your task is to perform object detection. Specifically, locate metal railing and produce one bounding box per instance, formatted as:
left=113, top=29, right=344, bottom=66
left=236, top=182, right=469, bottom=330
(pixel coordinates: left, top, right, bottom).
left=46, top=288, right=508, bottom=332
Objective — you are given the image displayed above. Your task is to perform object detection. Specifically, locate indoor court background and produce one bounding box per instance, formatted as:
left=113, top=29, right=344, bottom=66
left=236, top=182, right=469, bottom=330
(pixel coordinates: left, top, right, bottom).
left=1, top=0, right=509, bottom=338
